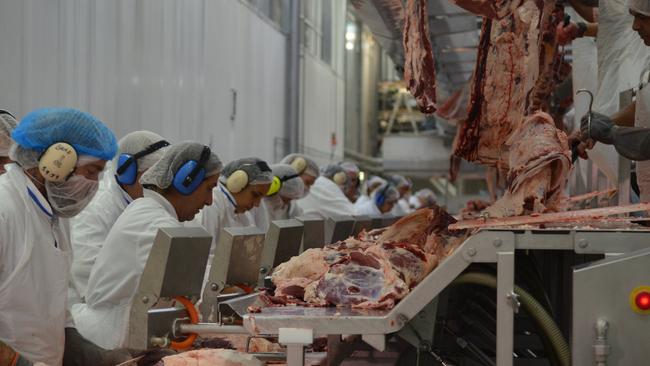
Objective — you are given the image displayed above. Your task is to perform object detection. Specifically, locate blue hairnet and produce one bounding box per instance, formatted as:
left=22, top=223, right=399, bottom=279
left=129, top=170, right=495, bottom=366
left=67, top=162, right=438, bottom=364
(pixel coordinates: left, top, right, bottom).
left=11, top=108, right=117, bottom=161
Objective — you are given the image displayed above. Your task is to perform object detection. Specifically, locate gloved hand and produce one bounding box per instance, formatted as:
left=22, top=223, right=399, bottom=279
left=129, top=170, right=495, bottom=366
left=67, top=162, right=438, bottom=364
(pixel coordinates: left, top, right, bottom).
left=581, top=112, right=615, bottom=144
left=134, top=348, right=177, bottom=366
left=63, top=328, right=132, bottom=366
left=557, top=22, right=580, bottom=45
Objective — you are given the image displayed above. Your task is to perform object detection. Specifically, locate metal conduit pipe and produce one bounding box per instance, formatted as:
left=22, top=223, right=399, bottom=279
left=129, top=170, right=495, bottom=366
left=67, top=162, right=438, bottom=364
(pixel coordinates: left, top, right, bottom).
left=178, top=323, right=249, bottom=336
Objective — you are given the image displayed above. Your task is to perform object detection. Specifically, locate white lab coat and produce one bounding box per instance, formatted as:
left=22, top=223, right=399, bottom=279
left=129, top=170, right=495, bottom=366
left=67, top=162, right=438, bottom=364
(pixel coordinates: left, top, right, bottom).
left=636, top=82, right=650, bottom=202
left=254, top=196, right=304, bottom=232
left=196, top=183, right=256, bottom=284
left=295, top=177, right=356, bottom=219
left=0, top=165, right=73, bottom=366
left=354, top=198, right=382, bottom=216
left=391, top=198, right=412, bottom=216
left=70, top=176, right=132, bottom=300
left=72, top=189, right=180, bottom=349
left=354, top=195, right=371, bottom=212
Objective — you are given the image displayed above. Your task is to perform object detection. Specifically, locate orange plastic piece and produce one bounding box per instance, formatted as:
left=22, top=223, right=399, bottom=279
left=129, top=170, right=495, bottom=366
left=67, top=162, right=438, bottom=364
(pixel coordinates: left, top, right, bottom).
left=170, top=296, right=199, bottom=350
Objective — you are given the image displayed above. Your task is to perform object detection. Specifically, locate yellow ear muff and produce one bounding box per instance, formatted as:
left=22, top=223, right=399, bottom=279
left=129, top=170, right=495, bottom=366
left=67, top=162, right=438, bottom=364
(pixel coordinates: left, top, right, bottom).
left=290, top=157, right=307, bottom=175
left=38, top=142, right=78, bottom=183
left=333, top=171, right=347, bottom=186
left=226, top=169, right=249, bottom=193
left=267, top=176, right=282, bottom=196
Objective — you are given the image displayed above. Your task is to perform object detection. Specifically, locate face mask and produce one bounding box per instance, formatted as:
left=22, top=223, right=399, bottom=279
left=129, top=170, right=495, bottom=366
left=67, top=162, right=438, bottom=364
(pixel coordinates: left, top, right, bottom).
left=46, top=175, right=99, bottom=218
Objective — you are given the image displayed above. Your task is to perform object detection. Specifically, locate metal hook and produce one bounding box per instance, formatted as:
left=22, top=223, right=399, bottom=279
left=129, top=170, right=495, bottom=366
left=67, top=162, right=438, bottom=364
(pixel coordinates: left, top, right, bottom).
left=577, top=89, right=594, bottom=139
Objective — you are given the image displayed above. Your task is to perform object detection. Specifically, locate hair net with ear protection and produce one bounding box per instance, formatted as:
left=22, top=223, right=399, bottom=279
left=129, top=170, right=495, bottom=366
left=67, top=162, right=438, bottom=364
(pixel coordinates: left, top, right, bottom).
left=280, top=153, right=319, bottom=178
left=115, top=131, right=169, bottom=174
left=11, top=108, right=117, bottom=161
left=629, top=0, right=650, bottom=16
left=320, top=163, right=349, bottom=188
left=269, top=164, right=305, bottom=199
left=339, top=161, right=360, bottom=175
left=140, top=141, right=223, bottom=189
left=371, top=182, right=399, bottom=206
left=0, top=111, right=17, bottom=156
left=220, top=157, right=274, bottom=193
left=389, top=175, right=411, bottom=189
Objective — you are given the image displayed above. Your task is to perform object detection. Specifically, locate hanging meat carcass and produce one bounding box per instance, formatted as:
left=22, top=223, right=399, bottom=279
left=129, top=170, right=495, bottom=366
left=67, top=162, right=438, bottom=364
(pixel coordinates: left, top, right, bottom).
left=403, top=0, right=437, bottom=114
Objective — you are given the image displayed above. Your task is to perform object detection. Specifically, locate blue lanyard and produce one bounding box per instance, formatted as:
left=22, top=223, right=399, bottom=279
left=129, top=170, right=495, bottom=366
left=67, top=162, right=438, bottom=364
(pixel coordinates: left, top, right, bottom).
left=220, top=186, right=237, bottom=208
left=27, top=188, right=53, bottom=218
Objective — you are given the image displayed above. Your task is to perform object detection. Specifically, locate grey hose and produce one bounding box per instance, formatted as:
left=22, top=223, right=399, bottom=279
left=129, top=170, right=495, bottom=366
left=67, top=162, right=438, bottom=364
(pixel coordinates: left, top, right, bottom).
left=451, top=272, right=571, bottom=366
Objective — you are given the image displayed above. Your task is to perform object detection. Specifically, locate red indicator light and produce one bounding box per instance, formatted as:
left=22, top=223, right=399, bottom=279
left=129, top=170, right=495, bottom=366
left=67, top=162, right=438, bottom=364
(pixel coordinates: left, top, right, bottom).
left=636, top=292, right=650, bottom=311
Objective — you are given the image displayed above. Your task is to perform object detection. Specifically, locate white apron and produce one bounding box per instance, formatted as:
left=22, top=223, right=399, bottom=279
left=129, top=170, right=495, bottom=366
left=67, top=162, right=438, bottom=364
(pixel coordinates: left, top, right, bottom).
left=0, top=167, right=69, bottom=366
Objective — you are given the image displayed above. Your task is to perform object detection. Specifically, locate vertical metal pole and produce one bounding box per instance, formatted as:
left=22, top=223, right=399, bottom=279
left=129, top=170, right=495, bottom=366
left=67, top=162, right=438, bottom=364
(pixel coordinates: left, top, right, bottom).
left=497, top=251, right=515, bottom=366
left=286, top=344, right=305, bottom=366
left=285, top=0, right=301, bottom=155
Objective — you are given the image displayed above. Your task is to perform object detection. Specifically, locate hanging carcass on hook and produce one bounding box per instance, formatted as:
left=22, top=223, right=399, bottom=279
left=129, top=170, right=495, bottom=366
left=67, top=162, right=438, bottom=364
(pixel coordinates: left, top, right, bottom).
left=403, top=0, right=437, bottom=114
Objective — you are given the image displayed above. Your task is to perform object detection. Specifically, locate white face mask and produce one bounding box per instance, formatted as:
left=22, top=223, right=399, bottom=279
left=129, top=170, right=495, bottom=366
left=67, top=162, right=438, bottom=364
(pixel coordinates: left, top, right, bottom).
left=46, top=175, right=99, bottom=218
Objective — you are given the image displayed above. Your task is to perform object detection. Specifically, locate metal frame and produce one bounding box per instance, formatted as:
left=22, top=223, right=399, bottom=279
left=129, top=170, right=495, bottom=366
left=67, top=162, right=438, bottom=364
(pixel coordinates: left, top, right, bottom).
left=222, top=228, right=650, bottom=366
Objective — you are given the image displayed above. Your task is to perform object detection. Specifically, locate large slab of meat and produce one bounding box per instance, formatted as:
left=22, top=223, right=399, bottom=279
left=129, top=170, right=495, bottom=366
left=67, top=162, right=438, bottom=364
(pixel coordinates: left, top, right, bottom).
left=268, top=207, right=466, bottom=310
left=403, top=0, right=437, bottom=114
left=484, top=112, right=571, bottom=217
left=452, top=0, right=564, bottom=170
left=157, top=349, right=261, bottom=366
left=452, top=0, right=522, bottom=19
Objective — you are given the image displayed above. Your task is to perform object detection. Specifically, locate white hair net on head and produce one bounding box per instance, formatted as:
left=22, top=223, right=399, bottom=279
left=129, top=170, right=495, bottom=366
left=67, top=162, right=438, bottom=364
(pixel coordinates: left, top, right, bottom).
left=270, top=164, right=305, bottom=199
left=320, top=163, right=350, bottom=188
left=366, top=176, right=386, bottom=192
left=630, top=0, right=650, bottom=16
left=115, top=130, right=169, bottom=173
left=280, top=153, right=319, bottom=178
left=415, top=188, right=437, bottom=205
left=339, top=161, right=360, bottom=175
left=371, top=182, right=399, bottom=204
left=390, top=175, right=411, bottom=189
left=219, top=157, right=274, bottom=186
left=140, top=141, right=222, bottom=189
left=0, top=112, right=17, bottom=156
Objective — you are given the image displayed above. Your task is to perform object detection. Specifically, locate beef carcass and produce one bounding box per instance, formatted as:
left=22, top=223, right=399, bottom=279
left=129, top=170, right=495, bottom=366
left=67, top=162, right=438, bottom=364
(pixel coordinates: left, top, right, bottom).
left=485, top=112, right=571, bottom=218
left=452, top=0, right=523, bottom=19
left=403, top=0, right=436, bottom=114
left=453, top=1, right=564, bottom=169
left=158, top=349, right=261, bottom=366
left=267, top=208, right=465, bottom=309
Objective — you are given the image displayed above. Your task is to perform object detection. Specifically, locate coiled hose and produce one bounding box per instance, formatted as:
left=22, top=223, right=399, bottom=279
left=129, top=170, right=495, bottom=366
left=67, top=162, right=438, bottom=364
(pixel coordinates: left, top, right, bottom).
left=451, top=272, right=571, bottom=366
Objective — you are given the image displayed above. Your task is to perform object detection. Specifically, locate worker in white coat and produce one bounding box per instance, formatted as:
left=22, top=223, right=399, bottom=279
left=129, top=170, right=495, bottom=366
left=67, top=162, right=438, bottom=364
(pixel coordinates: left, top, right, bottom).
left=389, top=175, right=413, bottom=216
left=0, top=110, right=17, bottom=175
left=70, top=131, right=169, bottom=300
left=72, top=142, right=222, bottom=350
left=0, top=108, right=141, bottom=366
left=296, top=163, right=356, bottom=219
left=355, top=182, right=400, bottom=216
left=354, top=175, right=386, bottom=211
left=280, top=153, right=319, bottom=192
left=579, top=0, right=650, bottom=201
left=340, top=161, right=361, bottom=203
left=255, top=164, right=305, bottom=231
left=198, top=157, right=273, bottom=278
left=409, top=188, right=438, bottom=210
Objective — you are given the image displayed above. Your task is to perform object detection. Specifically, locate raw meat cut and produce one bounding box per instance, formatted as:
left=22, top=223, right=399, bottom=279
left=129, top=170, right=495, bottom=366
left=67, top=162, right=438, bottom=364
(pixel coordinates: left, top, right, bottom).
left=403, top=0, right=437, bottom=114
left=158, top=349, right=261, bottom=366
left=452, top=0, right=522, bottom=19
left=267, top=208, right=466, bottom=309
left=435, top=84, right=470, bottom=123
left=461, top=200, right=491, bottom=220
left=485, top=112, right=571, bottom=218
left=453, top=1, right=565, bottom=170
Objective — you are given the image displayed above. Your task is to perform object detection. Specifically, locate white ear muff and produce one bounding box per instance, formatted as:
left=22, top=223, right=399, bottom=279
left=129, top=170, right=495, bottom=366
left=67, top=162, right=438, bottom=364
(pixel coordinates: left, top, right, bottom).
left=38, top=142, right=78, bottom=183
left=291, top=157, right=307, bottom=175
left=333, top=171, right=347, bottom=186
left=226, top=169, right=249, bottom=193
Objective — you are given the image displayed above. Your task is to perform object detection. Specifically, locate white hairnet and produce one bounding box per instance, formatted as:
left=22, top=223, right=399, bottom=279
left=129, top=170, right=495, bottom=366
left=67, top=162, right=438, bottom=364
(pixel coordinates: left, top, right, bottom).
left=339, top=161, right=360, bottom=175
left=140, top=141, right=222, bottom=189
left=630, top=0, right=650, bottom=16
left=366, top=176, right=386, bottom=193
left=270, top=164, right=305, bottom=199
left=280, top=153, right=319, bottom=178
left=371, top=182, right=399, bottom=204
left=390, top=175, right=411, bottom=189
left=415, top=188, right=437, bottom=205
left=0, top=112, right=17, bottom=156
left=115, top=130, right=168, bottom=173
left=220, top=157, right=273, bottom=186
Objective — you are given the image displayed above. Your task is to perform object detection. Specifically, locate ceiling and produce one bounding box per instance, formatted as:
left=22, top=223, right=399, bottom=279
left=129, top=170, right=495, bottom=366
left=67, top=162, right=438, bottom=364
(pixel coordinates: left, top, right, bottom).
left=351, top=0, right=481, bottom=98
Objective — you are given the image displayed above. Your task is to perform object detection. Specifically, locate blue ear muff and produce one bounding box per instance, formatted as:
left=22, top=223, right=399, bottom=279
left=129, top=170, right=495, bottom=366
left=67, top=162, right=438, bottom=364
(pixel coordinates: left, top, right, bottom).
left=172, top=146, right=210, bottom=196
left=116, top=154, right=138, bottom=185
left=375, top=184, right=389, bottom=207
